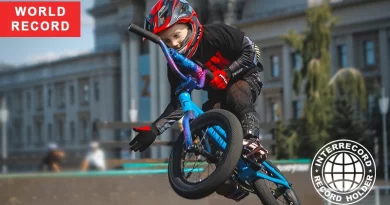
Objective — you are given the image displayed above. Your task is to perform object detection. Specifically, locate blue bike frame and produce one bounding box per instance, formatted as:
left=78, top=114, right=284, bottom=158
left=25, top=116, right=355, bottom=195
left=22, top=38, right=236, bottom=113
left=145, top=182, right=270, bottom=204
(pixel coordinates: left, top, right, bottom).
left=128, top=23, right=291, bottom=190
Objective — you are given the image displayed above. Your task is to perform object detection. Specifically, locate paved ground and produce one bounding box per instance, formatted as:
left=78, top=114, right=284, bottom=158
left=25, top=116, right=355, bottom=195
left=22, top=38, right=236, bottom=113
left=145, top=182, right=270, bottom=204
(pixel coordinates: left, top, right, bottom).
left=0, top=169, right=322, bottom=205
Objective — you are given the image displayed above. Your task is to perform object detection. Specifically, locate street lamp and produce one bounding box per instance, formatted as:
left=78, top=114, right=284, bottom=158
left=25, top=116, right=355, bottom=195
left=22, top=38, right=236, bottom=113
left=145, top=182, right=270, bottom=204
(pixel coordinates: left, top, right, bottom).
left=0, top=104, right=9, bottom=174
left=379, top=87, right=389, bottom=189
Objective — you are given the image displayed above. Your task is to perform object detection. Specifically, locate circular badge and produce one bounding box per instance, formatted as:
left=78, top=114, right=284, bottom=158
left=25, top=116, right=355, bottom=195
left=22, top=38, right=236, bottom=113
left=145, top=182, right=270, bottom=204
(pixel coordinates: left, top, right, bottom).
left=310, top=139, right=376, bottom=205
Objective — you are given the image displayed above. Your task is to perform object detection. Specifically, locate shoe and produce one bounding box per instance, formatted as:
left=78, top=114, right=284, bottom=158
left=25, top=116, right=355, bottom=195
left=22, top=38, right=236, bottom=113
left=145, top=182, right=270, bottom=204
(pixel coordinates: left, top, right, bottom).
left=216, top=179, right=237, bottom=196
left=216, top=179, right=249, bottom=201
left=242, top=138, right=268, bottom=162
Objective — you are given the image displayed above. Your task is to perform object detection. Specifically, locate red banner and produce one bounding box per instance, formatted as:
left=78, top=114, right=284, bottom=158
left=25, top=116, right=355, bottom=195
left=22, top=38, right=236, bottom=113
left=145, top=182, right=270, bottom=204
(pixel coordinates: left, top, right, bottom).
left=0, top=1, right=81, bottom=37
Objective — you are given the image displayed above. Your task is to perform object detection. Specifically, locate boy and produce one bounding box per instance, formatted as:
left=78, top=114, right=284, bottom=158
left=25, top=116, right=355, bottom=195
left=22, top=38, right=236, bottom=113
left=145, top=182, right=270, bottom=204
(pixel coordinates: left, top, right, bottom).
left=129, top=0, right=267, bottom=198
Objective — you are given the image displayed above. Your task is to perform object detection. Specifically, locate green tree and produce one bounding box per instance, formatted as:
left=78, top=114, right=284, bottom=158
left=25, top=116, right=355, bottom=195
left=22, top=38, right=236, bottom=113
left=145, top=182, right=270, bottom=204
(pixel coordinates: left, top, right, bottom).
left=329, top=68, right=367, bottom=112
left=281, top=2, right=337, bottom=156
left=328, top=68, right=374, bottom=149
left=327, top=98, right=374, bottom=144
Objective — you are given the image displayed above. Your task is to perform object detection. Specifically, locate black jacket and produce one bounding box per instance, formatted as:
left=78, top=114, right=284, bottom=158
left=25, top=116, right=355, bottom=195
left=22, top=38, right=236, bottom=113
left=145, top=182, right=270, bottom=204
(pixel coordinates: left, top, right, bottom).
left=150, top=23, right=262, bottom=135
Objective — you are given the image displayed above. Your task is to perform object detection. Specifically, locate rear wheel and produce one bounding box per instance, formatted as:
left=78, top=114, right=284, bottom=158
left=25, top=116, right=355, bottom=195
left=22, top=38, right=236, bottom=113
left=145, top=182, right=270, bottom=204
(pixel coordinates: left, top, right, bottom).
left=168, top=109, right=244, bottom=199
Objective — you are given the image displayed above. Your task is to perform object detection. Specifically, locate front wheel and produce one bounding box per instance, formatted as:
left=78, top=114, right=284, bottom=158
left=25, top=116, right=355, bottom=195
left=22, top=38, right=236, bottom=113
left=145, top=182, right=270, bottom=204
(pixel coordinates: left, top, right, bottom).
left=168, top=109, right=244, bottom=199
left=253, top=160, right=301, bottom=205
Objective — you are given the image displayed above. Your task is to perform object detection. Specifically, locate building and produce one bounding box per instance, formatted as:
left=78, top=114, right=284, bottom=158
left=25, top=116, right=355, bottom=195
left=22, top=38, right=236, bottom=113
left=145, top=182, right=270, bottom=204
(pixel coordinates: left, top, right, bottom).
left=0, top=52, right=120, bottom=171
left=0, top=0, right=389, bottom=170
left=236, top=0, right=390, bottom=125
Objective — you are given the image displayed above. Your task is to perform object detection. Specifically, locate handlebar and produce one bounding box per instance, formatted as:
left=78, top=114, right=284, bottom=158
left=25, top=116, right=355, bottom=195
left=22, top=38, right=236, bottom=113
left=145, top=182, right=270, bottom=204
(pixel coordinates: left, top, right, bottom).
left=127, top=23, right=213, bottom=87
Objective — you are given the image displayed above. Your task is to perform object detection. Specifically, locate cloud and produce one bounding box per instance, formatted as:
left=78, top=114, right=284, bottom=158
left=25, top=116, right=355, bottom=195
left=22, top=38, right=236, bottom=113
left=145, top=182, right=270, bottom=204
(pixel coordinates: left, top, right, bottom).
left=24, top=49, right=91, bottom=65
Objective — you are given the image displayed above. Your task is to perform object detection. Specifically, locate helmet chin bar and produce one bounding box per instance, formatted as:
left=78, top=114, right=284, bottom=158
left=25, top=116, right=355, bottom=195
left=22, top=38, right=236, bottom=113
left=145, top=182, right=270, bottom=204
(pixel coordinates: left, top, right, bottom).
left=177, top=25, right=193, bottom=56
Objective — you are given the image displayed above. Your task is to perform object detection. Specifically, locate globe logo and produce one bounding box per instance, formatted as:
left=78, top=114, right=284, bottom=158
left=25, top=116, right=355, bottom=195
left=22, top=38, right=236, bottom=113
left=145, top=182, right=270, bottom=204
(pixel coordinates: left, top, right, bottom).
left=323, top=152, right=364, bottom=193
left=310, top=139, right=376, bottom=205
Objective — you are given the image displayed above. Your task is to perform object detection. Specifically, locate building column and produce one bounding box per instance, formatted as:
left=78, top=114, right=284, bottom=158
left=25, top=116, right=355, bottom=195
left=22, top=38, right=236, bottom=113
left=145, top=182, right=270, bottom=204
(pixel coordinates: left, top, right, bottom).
left=158, top=51, right=171, bottom=159
left=129, top=34, right=140, bottom=113
left=149, top=42, right=159, bottom=159
left=282, top=45, right=292, bottom=122
left=120, top=35, right=129, bottom=122
left=346, top=34, right=355, bottom=68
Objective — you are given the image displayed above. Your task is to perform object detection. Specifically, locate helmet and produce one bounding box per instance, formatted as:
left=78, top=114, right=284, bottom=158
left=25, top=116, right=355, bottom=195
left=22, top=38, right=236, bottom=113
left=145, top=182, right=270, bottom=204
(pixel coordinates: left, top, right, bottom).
left=144, top=0, right=203, bottom=58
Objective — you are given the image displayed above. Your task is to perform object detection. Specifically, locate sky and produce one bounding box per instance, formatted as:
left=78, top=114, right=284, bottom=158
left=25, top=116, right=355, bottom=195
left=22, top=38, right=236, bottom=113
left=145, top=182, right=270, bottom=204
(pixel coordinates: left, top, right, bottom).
left=0, top=0, right=95, bottom=66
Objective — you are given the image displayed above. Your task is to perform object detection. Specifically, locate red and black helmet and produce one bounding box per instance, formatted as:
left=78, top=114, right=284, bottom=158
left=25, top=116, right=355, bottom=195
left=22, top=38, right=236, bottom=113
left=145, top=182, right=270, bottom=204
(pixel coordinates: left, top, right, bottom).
left=144, top=0, right=203, bottom=58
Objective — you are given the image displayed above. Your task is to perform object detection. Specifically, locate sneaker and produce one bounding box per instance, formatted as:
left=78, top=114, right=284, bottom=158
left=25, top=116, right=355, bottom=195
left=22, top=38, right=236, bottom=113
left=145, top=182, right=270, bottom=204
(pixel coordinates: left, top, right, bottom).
left=215, top=179, right=237, bottom=196
left=215, top=179, right=249, bottom=201
left=242, top=138, right=268, bottom=162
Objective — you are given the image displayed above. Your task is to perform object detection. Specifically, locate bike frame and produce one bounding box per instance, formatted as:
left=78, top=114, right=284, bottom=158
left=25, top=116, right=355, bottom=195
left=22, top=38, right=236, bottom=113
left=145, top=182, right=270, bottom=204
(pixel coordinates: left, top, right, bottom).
left=128, top=24, right=291, bottom=190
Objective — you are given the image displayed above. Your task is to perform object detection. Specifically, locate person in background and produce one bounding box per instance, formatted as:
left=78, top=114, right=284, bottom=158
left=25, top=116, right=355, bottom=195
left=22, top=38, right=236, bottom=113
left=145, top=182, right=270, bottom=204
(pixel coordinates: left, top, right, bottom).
left=81, top=141, right=106, bottom=171
left=39, top=143, right=65, bottom=172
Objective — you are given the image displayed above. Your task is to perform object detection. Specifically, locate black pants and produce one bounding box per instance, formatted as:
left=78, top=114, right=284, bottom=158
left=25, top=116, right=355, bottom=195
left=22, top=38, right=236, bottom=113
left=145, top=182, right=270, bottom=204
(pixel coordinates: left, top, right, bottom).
left=202, top=71, right=263, bottom=138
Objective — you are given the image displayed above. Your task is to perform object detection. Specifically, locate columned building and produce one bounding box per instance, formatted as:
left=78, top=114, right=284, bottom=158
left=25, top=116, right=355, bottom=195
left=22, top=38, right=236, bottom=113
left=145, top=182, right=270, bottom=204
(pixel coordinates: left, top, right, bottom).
left=235, top=0, right=390, bottom=125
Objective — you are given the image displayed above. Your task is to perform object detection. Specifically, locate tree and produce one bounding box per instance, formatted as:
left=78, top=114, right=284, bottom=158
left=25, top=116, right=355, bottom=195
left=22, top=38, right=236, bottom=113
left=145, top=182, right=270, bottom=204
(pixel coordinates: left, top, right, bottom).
left=328, top=68, right=374, bottom=150
left=281, top=1, right=338, bottom=156
left=329, top=67, right=367, bottom=113
left=328, top=99, right=374, bottom=143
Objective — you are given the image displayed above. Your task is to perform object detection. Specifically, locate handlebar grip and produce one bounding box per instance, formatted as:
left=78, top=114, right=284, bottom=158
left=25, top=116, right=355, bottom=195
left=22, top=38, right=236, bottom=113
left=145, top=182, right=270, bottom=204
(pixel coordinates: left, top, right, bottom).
left=206, top=70, right=214, bottom=80
left=128, top=23, right=160, bottom=44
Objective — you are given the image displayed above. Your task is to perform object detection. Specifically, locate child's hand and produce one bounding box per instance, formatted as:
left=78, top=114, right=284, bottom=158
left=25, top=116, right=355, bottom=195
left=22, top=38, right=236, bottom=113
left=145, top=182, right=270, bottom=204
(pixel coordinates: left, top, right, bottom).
left=209, top=70, right=230, bottom=90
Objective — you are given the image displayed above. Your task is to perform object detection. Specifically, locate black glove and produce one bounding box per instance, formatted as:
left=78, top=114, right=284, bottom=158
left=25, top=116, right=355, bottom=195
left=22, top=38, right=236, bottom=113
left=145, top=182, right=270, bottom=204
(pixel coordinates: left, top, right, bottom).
left=129, top=125, right=158, bottom=152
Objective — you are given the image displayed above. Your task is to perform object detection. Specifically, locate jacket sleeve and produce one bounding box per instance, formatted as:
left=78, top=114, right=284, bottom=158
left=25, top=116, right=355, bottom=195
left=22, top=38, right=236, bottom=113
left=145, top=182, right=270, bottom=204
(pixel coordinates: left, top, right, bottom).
left=150, top=65, right=183, bottom=135
left=211, top=24, right=260, bottom=79
left=224, top=36, right=261, bottom=78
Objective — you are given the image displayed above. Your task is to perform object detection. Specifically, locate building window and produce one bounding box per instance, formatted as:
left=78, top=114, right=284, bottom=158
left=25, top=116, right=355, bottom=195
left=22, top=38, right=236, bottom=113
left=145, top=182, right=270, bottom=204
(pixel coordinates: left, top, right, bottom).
left=15, top=90, right=23, bottom=113
left=48, top=89, right=52, bottom=107
left=94, top=81, right=100, bottom=102
left=80, top=118, right=89, bottom=141
left=26, top=92, right=31, bottom=111
left=55, top=83, right=66, bottom=109
left=271, top=55, right=280, bottom=78
left=13, top=119, right=23, bottom=145
left=70, top=121, right=75, bottom=144
left=27, top=125, right=32, bottom=144
left=292, top=52, right=302, bottom=71
left=79, top=79, right=90, bottom=105
left=47, top=123, right=52, bottom=142
left=292, top=100, right=303, bottom=119
left=35, top=120, right=42, bottom=144
left=364, top=40, right=375, bottom=66
left=271, top=103, right=280, bottom=121
left=35, top=86, right=43, bottom=111
left=69, top=85, right=75, bottom=105
left=337, top=44, right=348, bottom=68
left=56, top=118, right=64, bottom=143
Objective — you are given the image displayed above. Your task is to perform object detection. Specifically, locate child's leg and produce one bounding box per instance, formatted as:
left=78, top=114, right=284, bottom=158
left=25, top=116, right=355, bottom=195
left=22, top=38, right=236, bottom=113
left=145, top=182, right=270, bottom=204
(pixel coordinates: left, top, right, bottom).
left=222, top=79, right=261, bottom=139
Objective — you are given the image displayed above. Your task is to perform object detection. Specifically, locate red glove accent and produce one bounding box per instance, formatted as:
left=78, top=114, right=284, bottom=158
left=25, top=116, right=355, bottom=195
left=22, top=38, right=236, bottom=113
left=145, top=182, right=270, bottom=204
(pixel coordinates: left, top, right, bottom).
left=209, top=70, right=230, bottom=90
left=133, top=125, right=151, bottom=132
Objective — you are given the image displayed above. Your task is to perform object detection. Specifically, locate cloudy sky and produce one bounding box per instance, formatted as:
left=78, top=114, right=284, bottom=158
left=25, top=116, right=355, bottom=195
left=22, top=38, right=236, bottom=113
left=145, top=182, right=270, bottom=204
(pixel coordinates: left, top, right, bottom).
left=0, top=0, right=95, bottom=66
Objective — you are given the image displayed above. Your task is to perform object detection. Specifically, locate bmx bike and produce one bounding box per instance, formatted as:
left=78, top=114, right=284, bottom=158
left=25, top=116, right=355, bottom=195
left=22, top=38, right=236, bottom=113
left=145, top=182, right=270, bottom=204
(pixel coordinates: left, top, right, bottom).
left=128, top=23, right=301, bottom=205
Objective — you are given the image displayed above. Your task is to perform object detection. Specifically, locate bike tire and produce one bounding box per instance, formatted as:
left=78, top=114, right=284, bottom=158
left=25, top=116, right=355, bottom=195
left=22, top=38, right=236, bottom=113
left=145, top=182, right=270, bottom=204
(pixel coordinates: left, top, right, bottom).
left=253, top=160, right=301, bottom=205
left=168, top=109, right=244, bottom=199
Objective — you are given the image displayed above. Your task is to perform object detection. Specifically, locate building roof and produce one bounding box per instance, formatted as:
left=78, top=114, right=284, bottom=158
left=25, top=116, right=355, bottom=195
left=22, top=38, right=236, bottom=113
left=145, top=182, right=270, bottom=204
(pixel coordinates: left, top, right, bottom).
left=0, top=62, right=16, bottom=72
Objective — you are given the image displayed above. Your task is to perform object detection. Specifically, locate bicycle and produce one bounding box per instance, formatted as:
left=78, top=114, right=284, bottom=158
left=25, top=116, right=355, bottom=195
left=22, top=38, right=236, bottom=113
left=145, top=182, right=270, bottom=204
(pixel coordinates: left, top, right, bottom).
left=128, top=23, right=301, bottom=205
